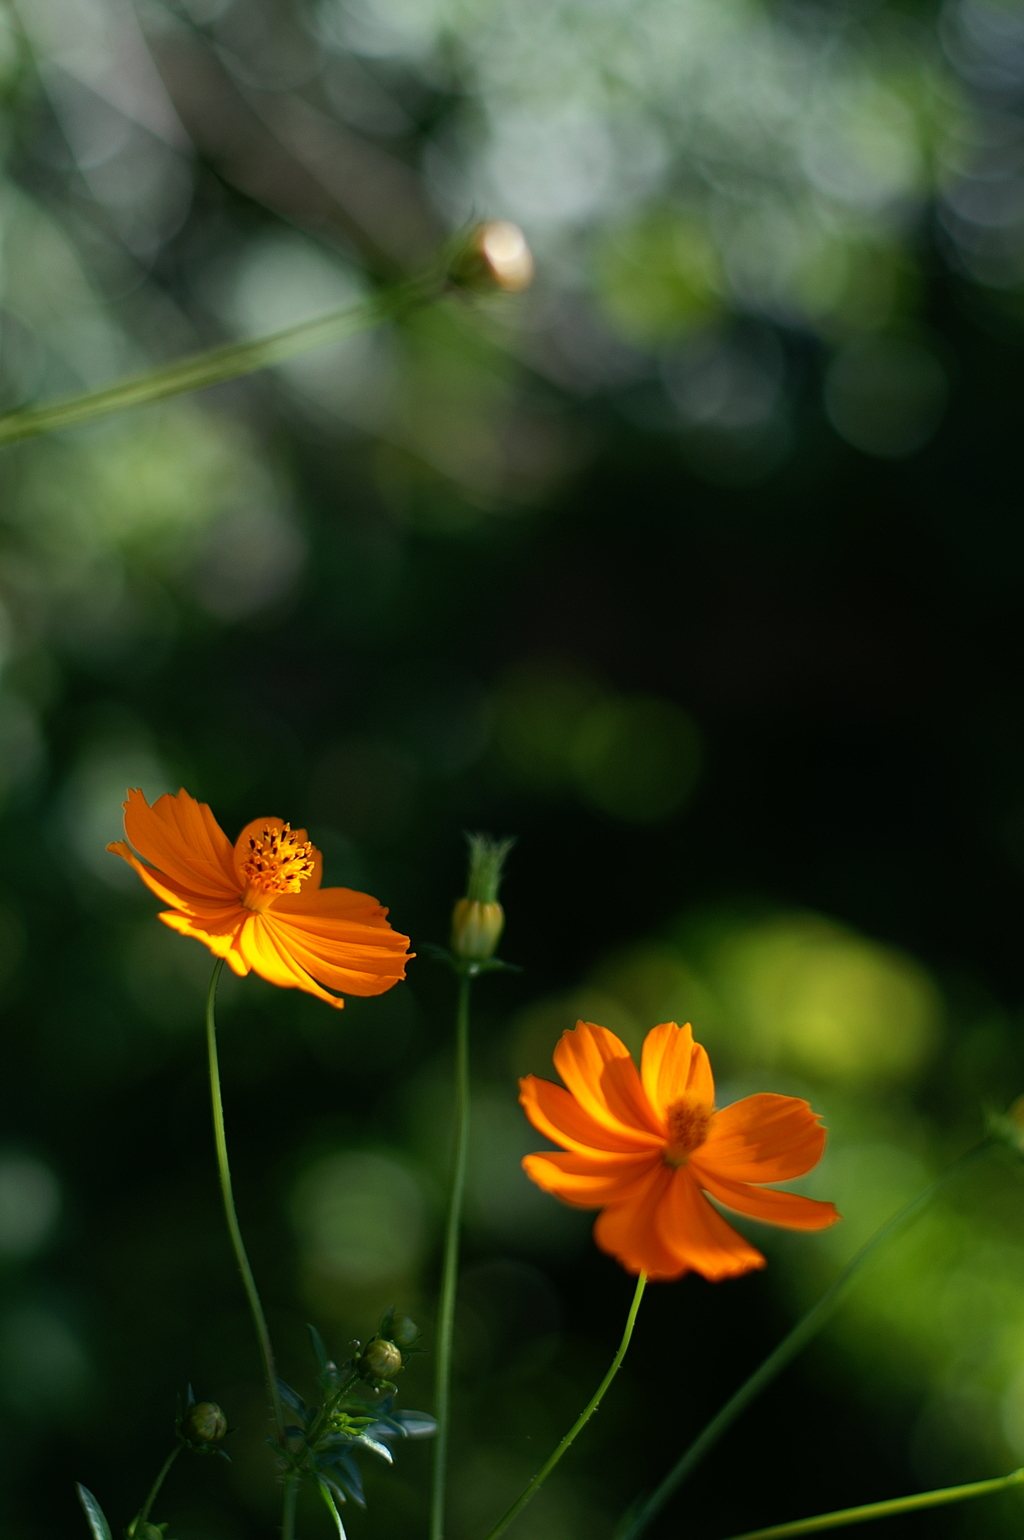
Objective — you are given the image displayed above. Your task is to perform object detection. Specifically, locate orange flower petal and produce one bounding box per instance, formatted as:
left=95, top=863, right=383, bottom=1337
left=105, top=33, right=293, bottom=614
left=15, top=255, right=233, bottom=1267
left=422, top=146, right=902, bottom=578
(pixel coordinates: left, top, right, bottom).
left=159, top=910, right=249, bottom=970
left=593, top=1163, right=682, bottom=1277
left=700, top=1094, right=827, bottom=1182
left=640, top=1021, right=715, bottom=1122
left=553, top=1022, right=664, bottom=1140
left=264, top=910, right=410, bottom=998
left=121, top=788, right=238, bottom=898
left=522, top=1150, right=659, bottom=1208
left=237, top=913, right=347, bottom=1009
left=654, top=1169, right=766, bottom=1280
left=108, top=842, right=234, bottom=915
left=520, top=1076, right=664, bottom=1156
left=692, top=1167, right=840, bottom=1231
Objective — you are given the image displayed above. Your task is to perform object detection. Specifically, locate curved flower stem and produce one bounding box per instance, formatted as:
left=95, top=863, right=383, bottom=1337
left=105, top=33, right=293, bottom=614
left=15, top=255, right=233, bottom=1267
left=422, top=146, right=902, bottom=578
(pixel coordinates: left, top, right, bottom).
left=0, top=272, right=441, bottom=448
left=430, top=971, right=474, bottom=1540
left=127, top=1446, right=180, bottom=1536
left=720, top=1467, right=1024, bottom=1540
left=481, top=1271, right=647, bottom=1540
left=205, top=959, right=286, bottom=1446
left=617, top=1138, right=995, bottom=1540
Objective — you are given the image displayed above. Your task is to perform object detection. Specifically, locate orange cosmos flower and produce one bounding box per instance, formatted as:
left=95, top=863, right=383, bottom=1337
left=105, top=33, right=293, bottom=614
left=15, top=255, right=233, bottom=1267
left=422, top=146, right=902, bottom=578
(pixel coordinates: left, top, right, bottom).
left=520, top=1020, right=839, bottom=1281
left=109, top=788, right=411, bottom=1009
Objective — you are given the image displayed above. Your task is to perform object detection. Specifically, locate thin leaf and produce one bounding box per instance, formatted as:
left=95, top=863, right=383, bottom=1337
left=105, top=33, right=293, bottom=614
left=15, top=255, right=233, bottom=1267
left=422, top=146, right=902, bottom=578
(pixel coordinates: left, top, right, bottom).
left=276, top=1379, right=310, bottom=1425
left=308, top=1325, right=331, bottom=1374
left=75, top=1484, right=112, bottom=1540
left=317, top=1481, right=348, bottom=1540
left=357, top=1433, right=394, bottom=1464
left=393, top=1410, right=437, bottom=1439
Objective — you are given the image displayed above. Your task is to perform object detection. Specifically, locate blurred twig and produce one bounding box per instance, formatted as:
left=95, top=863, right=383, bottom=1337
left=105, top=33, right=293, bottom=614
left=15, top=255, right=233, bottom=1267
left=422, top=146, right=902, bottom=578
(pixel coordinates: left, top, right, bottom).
left=720, top=1468, right=1024, bottom=1539
left=0, top=273, right=440, bottom=446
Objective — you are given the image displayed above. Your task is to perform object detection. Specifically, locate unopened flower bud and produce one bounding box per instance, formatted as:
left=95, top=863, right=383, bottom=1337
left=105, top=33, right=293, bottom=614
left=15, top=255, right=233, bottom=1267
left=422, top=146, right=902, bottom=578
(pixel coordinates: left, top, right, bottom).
left=134, top=1525, right=166, bottom=1540
left=179, top=1401, right=228, bottom=1449
left=449, top=221, right=534, bottom=293
left=451, top=834, right=514, bottom=962
left=387, top=1313, right=419, bottom=1349
left=451, top=898, right=504, bottom=962
left=358, top=1337, right=403, bottom=1381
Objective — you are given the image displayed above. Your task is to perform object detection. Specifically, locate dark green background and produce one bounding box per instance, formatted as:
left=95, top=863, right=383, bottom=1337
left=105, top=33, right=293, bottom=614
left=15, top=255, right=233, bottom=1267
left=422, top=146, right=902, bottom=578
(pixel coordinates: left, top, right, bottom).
left=2, top=0, right=1024, bottom=1536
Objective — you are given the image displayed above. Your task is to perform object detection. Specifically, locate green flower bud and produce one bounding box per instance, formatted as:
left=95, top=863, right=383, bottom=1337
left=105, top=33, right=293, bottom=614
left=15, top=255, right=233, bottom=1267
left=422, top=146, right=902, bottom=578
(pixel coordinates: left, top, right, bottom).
left=134, top=1525, right=167, bottom=1540
left=448, top=221, right=534, bottom=293
left=179, top=1401, right=228, bottom=1449
left=451, top=834, right=514, bottom=962
left=387, top=1313, right=419, bottom=1350
left=357, top=1337, right=403, bottom=1381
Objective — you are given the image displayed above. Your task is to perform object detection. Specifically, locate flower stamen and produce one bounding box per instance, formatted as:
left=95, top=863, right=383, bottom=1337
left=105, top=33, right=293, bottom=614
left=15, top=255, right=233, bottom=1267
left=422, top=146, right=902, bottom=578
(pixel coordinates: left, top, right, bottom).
left=241, top=823, right=315, bottom=907
left=664, top=1097, right=712, bottom=1167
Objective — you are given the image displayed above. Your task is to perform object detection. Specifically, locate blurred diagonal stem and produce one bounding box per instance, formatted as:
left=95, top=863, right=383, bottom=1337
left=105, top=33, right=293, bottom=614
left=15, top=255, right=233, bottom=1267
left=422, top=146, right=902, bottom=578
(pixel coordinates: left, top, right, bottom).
left=617, top=1137, right=995, bottom=1540
left=206, top=959, right=286, bottom=1448
left=0, top=272, right=441, bottom=447
left=720, top=1466, right=1024, bottom=1539
left=431, top=972, right=473, bottom=1540
left=482, top=1272, right=648, bottom=1540
left=127, top=1447, right=180, bottom=1537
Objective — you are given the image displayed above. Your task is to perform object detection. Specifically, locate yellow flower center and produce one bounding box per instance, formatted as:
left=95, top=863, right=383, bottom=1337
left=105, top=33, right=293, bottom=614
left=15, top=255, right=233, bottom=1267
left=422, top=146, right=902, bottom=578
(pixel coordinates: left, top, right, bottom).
left=663, top=1097, right=712, bottom=1167
left=240, top=824, right=315, bottom=909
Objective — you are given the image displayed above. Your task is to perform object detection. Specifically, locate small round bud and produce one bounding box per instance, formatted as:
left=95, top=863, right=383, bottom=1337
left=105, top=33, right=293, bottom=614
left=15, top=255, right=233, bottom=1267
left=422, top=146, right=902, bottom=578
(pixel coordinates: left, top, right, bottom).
left=135, top=1525, right=165, bottom=1540
left=387, top=1313, right=419, bottom=1349
left=451, top=898, right=505, bottom=961
left=180, top=1401, right=228, bottom=1448
left=449, top=222, right=534, bottom=294
left=358, top=1338, right=403, bottom=1381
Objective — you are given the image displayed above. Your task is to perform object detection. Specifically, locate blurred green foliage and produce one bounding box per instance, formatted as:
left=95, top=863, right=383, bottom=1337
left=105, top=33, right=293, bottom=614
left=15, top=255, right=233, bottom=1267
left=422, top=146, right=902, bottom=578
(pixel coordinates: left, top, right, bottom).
left=2, top=0, right=1024, bottom=1537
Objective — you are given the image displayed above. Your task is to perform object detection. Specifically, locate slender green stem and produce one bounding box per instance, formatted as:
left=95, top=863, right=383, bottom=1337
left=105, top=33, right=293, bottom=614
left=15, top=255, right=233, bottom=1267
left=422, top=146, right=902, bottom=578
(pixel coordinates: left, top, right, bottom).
left=0, top=272, right=441, bottom=447
left=282, top=1470, right=300, bottom=1540
left=205, top=959, right=286, bottom=1446
left=617, top=1139, right=994, bottom=1540
left=482, top=1272, right=648, bottom=1540
left=128, top=1446, right=180, bottom=1536
left=430, top=972, right=473, bottom=1540
left=720, top=1467, right=1024, bottom=1540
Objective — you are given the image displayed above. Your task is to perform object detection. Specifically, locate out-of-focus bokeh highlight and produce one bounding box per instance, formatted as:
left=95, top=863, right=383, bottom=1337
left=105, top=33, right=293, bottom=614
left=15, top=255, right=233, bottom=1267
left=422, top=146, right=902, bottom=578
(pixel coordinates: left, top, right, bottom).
left=3, top=0, right=1024, bottom=1536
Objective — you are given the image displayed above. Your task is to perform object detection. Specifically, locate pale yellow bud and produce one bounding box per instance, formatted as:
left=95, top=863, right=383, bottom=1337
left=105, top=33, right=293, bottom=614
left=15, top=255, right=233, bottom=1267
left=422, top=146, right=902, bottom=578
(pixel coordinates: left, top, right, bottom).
left=451, top=897, right=506, bottom=962
left=449, top=222, right=534, bottom=293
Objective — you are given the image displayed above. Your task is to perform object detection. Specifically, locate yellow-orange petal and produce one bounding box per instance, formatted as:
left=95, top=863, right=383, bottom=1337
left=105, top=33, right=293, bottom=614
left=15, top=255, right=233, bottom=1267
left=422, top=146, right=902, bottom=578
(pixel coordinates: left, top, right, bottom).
left=519, top=1076, right=664, bottom=1156
left=592, top=1163, right=682, bottom=1277
left=237, top=912, right=347, bottom=1008
left=264, top=910, right=410, bottom=998
left=110, top=841, right=245, bottom=919
left=693, top=1166, right=840, bottom=1231
left=522, top=1149, right=659, bottom=1209
left=655, top=1168, right=766, bottom=1280
left=700, top=1094, right=827, bottom=1182
left=159, top=909, right=250, bottom=970
left=640, top=1022, right=715, bottom=1123
left=553, top=1022, right=664, bottom=1141
left=121, top=788, right=239, bottom=898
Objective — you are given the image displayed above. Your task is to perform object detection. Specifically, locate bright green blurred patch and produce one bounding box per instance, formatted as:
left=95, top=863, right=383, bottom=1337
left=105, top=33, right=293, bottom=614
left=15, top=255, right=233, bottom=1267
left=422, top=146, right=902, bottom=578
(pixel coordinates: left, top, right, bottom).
left=594, top=213, right=722, bottom=343
left=706, top=912, right=942, bottom=1085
